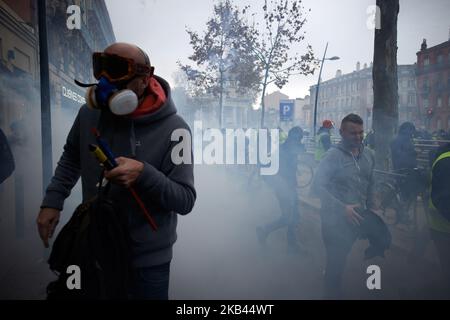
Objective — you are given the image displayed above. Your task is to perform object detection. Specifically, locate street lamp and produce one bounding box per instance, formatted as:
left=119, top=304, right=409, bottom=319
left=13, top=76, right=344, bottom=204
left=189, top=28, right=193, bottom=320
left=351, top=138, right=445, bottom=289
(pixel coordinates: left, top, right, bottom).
left=313, top=42, right=340, bottom=137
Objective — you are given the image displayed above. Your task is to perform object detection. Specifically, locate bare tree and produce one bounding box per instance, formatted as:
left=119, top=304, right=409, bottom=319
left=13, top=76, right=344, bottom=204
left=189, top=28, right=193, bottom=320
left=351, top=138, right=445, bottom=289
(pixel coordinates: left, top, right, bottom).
left=242, top=0, right=316, bottom=128
left=179, top=0, right=261, bottom=128
left=372, top=0, right=400, bottom=169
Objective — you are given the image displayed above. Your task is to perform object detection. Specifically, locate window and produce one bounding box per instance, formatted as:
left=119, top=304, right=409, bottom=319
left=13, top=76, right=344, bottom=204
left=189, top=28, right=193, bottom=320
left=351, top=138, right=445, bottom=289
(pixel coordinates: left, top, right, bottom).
left=401, top=80, right=407, bottom=89
left=437, top=119, right=442, bottom=130
left=423, top=98, right=429, bottom=108
left=408, top=79, right=415, bottom=88
left=423, top=78, right=429, bottom=91
left=408, top=94, right=416, bottom=106
left=424, top=56, right=430, bottom=66
left=437, top=96, right=442, bottom=108
left=437, top=54, right=443, bottom=65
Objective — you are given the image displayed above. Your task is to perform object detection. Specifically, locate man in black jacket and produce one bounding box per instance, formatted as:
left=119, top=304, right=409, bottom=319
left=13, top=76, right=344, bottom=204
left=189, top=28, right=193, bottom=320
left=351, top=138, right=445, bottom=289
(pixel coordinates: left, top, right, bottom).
left=390, top=122, right=418, bottom=171
left=257, top=126, right=306, bottom=253
left=390, top=122, right=420, bottom=224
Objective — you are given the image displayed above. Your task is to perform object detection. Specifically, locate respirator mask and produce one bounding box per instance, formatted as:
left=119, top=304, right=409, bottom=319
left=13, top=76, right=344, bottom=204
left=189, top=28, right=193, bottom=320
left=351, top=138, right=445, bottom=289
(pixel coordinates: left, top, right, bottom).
left=75, top=51, right=153, bottom=116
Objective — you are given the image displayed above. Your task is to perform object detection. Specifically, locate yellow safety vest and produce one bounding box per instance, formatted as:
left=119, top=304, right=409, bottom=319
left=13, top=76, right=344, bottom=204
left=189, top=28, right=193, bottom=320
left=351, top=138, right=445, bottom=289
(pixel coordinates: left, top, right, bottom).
left=279, top=131, right=288, bottom=144
left=315, top=132, right=329, bottom=161
left=427, top=151, right=450, bottom=233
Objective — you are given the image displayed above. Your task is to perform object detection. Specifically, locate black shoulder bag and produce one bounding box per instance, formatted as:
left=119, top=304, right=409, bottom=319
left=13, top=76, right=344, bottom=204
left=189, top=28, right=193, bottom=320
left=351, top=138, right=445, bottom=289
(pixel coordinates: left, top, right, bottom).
left=46, top=172, right=130, bottom=300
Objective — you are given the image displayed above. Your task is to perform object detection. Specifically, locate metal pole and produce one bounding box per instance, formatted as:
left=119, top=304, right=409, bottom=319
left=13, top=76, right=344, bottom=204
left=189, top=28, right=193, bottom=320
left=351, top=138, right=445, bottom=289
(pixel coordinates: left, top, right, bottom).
left=38, top=0, right=53, bottom=192
left=313, top=42, right=328, bottom=138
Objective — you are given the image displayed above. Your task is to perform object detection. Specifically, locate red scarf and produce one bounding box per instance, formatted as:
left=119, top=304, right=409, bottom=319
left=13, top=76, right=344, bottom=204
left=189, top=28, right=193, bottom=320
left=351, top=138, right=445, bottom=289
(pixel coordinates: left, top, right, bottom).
left=130, top=77, right=166, bottom=118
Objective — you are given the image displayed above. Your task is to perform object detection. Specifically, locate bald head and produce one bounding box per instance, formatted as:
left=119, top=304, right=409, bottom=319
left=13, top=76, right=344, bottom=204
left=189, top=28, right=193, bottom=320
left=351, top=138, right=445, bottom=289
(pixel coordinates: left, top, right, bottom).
left=104, top=42, right=150, bottom=66
left=101, top=43, right=154, bottom=101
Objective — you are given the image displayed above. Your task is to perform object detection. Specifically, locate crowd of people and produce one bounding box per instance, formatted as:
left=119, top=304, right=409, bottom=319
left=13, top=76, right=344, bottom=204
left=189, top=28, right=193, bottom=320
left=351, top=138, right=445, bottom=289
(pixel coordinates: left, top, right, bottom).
left=254, top=116, right=450, bottom=299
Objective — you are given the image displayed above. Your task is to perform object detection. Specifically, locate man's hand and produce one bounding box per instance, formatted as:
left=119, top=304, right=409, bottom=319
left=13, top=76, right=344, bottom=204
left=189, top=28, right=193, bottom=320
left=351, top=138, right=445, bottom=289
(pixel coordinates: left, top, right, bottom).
left=344, top=204, right=364, bottom=226
left=104, top=157, right=144, bottom=188
left=37, top=208, right=61, bottom=248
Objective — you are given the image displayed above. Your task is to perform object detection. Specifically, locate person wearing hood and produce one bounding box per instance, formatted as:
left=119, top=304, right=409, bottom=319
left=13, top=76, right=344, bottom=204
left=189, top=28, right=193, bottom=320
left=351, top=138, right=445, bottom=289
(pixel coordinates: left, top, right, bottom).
left=390, top=122, right=422, bottom=224
left=390, top=122, right=418, bottom=171
left=36, top=43, right=196, bottom=300
left=257, top=126, right=306, bottom=254
left=315, top=120, right=334, bottom=162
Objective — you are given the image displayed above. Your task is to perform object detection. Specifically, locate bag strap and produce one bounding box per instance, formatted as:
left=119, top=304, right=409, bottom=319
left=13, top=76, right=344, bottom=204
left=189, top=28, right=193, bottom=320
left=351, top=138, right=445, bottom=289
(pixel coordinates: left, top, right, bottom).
left=96, top=169, right=111, bottom=205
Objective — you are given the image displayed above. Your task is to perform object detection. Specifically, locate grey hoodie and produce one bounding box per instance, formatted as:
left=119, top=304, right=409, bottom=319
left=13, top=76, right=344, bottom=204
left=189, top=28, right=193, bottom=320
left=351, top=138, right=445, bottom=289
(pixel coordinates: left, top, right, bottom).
left=312, top=142, right=376, bottom=224
left=41, top=76, right=196, bottom=267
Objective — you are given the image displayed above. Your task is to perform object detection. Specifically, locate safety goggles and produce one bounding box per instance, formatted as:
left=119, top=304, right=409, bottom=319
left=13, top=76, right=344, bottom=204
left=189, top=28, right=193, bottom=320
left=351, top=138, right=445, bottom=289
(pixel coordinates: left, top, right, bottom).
left=92, top=52, right=152, bottom=82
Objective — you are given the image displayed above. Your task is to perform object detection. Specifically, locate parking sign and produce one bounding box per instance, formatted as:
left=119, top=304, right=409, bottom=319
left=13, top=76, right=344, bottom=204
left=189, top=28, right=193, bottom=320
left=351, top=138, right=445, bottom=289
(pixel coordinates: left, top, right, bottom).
left=280, top=100, right=295, bottom=122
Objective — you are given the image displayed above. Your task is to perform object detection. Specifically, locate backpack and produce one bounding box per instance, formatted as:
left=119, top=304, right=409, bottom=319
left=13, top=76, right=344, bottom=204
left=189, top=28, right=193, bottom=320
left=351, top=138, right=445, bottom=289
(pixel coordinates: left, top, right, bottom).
left=46, top=176, right=130, bottom=300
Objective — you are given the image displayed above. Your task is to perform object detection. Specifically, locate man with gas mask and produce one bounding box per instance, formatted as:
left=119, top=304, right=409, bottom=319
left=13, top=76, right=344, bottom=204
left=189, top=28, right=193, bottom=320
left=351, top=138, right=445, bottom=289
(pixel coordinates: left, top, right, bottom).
left=36, top=43, right=196, bottom=300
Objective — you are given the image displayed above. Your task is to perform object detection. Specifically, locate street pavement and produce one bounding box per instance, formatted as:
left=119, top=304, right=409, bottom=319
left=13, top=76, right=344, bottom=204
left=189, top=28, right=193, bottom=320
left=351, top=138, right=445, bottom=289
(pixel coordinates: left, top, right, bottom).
left=171, top=165, right=449, bottom=299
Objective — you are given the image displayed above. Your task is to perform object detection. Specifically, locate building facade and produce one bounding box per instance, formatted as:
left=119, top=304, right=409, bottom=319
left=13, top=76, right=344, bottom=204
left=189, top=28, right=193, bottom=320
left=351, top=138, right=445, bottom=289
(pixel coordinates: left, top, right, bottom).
left=0, top=0, right=115, bottom=241
left=309, top=62, right=418, bottom=132
left=293, top=95, right=310, bottom=132
left=263, top=90, right=289, bottom=128
left=416, top=37, right=450, bottom=132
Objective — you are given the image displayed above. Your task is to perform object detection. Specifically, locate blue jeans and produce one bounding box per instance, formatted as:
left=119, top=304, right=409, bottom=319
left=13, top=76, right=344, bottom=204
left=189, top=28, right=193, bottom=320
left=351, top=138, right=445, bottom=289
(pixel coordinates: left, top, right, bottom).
left=128, top=261, right=171, bottom=300
left=321, top=214, right=358, bottom=299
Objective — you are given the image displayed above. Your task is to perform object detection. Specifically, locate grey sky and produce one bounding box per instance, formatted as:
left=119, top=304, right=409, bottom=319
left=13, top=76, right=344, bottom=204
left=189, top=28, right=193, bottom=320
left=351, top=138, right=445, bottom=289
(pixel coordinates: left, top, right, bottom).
left=105, top=0, right=450, bottom=101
